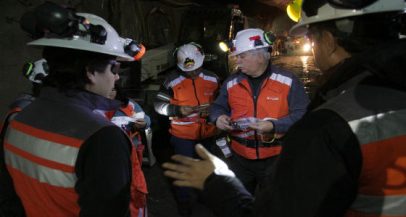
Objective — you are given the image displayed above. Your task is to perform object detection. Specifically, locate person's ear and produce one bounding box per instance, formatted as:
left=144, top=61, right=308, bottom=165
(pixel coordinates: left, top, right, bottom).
left=322, top=30, right=338, bottom=55
left=86, top=68, right=96, bottom=84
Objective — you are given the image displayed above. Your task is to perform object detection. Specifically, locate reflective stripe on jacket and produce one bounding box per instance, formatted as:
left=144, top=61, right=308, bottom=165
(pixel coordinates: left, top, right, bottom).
left=5, top=120, right=82, bottom=216
left=3, top=89, right=147, bottom=217
left=319, top=77, right=406, bottom=217
left=168, top=71, right=219, bottom=140
left=226, top=69, right=294, bottom=159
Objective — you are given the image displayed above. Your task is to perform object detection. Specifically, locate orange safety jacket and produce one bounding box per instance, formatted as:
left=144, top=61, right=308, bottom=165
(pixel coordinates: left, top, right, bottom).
left=106, top=101, right=144, bottom=141
left=0, top=108, right=22, bottom=134
left=168, top=70, right=219, bottom=140
left=0, top=94, right=35, bottom=134
left=3, top=91, right=147, bottom=217
left=319, top=80, right=406, bottom=217
left=106, top=101, right=149, bottom=166
left=225, top=70, right=296, bottom=160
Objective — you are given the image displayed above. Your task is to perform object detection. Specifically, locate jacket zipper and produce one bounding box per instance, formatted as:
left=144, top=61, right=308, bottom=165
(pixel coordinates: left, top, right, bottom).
left=242, top=81, right=260, bottom=159
left=253, top=94, right=259, bottom=159
left=192, top=79, right=202, bottom=139
left=251, top=78, right=267, bottom=159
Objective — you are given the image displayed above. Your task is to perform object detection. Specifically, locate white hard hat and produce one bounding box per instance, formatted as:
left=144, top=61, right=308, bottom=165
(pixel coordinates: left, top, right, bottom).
left=176, top=43, right=205, bottom=72
left=290, top=0, right=406, bottom=36
left=231, top=28, right=270, bottom=56
left=28, top=13, right=145, bottom=61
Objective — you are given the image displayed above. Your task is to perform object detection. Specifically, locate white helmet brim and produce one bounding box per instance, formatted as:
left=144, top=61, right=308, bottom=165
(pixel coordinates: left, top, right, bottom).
left=290, top=0, right=406, bottom=36
left=27, top=13, right=136, bottom=61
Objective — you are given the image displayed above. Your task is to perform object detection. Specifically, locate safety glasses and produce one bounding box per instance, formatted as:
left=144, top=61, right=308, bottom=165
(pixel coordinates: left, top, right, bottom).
left=108, top=60, right=121, bottom=75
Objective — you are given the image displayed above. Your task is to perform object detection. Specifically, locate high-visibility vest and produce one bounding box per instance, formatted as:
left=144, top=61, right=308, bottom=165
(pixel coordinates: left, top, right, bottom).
left=106, top=101, right=144, bottom=141
left=168, top=70, right=219, bottom=140
left=0, top=94, right=35, bottom=134
left=3, top=92, right=147, bottom=217
left=318, top=79, right=406, bottom=217
left=226, top=70, right=292, bottom=159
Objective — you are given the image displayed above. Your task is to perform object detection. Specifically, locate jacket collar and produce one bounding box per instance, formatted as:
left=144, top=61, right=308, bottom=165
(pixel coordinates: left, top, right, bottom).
left=236, top=62, right=272, bottom=82
left=39, top=87, right=121, bottom=112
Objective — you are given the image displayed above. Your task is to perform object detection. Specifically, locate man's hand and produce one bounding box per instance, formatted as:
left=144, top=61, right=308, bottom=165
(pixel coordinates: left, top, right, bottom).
left=180, top=106, right=194, bottom=116
left=194, top=104, right=210, bottom=117
left=249, top=120, right=274, bottom=134
left=162, top=144, right=216, bottom=190
left=133, top=119, right=146, bottom=129
left=216, top=115, right=233, bottom=131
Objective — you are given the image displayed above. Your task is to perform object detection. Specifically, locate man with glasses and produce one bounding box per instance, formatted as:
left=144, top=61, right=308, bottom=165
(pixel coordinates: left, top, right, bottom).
left=162, top=0, right=406, bottom=217
left=209, top=28, right=309, bottom=195
left=0, top=2, right=147, bottom=217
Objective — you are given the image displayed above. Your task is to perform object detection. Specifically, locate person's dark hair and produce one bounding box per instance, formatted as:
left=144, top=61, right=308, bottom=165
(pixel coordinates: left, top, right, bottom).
left=309, top=11, right=406, bottom=54
left=42, top=47, right=115, bottom=92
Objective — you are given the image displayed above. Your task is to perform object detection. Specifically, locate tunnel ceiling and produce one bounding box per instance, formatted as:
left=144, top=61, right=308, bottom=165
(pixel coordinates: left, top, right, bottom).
left=159, top=0, right=292, bottom=26
left=160, top=0, right=291, bottom=16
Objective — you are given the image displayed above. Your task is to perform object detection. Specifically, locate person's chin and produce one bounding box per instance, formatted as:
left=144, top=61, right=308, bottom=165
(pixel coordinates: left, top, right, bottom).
left=241, top=70, right=252, bottom=75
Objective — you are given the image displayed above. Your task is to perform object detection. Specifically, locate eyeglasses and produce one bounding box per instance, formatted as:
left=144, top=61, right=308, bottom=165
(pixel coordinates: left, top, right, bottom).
left=108, top=60, right=121, bottom=75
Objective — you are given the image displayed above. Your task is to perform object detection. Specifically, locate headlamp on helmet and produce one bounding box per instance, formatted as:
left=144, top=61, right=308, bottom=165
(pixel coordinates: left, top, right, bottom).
left=124, top=40, right=146, bottom=61
left=21, top=2, right=146, bottom=61
left=22, top=58, right=49, bottom=84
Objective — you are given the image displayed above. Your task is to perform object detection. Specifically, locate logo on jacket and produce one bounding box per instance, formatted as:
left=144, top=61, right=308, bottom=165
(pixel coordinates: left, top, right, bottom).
left=266, top=96, right=279, bottom=101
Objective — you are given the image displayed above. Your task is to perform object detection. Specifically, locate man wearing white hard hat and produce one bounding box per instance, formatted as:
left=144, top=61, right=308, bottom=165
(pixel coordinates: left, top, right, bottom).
left=162, top=0, right=406, bottom=216
left=208, top=28, right=308, bottom=195
left=154, top=42, right=219, bottom=216
left=0, top=2, right=147, bottom=217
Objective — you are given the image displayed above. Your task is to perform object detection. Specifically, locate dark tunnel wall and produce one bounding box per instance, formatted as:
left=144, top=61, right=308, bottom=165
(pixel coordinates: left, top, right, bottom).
left=0, top=0, right=292, bottom=118
left=0, top=0, right=42, bottom=118
left=0, top=0, right=186, bottom=117
left=0, top=0, right=143, bottom=117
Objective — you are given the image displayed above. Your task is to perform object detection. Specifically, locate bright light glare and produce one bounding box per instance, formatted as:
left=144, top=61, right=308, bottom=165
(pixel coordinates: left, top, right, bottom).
left=303, top=43, right=311, bottom=52
left=219, top=42, right=229, bottom=52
